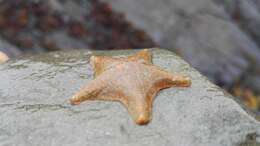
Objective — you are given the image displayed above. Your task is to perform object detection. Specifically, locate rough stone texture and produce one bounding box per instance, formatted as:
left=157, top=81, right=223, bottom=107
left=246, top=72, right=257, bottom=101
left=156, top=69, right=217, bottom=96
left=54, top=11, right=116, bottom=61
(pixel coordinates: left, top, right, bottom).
left=102, top=0, right=260, bottom=88
left=0, top=48, right=259, bottom=146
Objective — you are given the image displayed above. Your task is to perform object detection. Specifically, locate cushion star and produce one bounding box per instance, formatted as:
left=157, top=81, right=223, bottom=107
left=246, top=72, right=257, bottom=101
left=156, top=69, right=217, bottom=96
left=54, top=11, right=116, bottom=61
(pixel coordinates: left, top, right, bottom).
left=70, top=49, right=191, bottom=125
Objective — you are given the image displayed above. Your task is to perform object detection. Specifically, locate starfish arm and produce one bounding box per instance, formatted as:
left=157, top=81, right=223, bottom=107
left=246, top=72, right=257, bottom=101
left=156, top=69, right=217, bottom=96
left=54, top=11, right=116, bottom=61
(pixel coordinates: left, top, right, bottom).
left=121, top=93, right=152, bottom=125
left=128, top=49, right=152, bottom=63
left=70, top=77, right=107, bottom=105
left=90, top=56, right=110, bottom=77
left=166, top=73, right=191, bottom=87
left=149, top=65, right=191, bottom=88
left=91, top=49, right=152, bottom=77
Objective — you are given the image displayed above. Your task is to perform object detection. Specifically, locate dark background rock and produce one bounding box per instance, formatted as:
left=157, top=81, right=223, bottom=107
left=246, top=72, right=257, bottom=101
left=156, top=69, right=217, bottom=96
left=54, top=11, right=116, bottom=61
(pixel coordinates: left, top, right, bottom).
left=0, top=36, right=21, bottom=57
left=214, top=0, right=260, bottom=48
left=102, top=0, right=260, bottom=88
left=0, top=48, right=259, bottom=146
left=0, top=0, right=155, bottom=54
left=213, top=0, right=260, bottom=94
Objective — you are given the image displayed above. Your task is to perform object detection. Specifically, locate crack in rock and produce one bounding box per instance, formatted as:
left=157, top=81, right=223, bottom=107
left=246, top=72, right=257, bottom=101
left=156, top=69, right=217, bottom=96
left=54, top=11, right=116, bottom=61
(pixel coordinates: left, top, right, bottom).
left=13, top=103, right=79, bottom=113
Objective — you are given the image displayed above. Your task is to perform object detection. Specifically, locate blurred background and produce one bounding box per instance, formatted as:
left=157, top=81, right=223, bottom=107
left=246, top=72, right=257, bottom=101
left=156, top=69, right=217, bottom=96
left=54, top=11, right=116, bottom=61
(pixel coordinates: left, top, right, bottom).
left=0, top=0, right=259, bottom=119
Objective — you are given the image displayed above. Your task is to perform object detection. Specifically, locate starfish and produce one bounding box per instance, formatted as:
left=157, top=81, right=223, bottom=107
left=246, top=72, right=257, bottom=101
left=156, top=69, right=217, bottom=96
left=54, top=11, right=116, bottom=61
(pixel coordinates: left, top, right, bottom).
left=70, top=49, right=191, bottom=125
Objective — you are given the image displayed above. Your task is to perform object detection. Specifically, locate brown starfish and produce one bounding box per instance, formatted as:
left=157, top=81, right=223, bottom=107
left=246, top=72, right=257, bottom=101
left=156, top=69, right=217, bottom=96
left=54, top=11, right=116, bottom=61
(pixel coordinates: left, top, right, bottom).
left=70, top=49, right=191, bottom=125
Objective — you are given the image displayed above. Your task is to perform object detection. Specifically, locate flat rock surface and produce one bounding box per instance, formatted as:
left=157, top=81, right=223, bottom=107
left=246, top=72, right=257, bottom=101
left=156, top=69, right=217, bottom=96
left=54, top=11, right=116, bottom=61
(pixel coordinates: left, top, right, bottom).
left=0, top=48, right=259, bottom=146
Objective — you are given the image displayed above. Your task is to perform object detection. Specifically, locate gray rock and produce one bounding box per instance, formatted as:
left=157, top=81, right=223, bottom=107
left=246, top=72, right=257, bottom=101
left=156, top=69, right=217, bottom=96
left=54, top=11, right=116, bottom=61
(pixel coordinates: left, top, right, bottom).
left=0, top=48, right=259, bottom=146
left=47, top=31, right=89, bottom=49
left=215, top=0, right=260, bottom=47
left=213, top=0, right=260, bottom=92
left=0, top=37, right=21, bottom=58
left=102, top=0, right=260, bottom=87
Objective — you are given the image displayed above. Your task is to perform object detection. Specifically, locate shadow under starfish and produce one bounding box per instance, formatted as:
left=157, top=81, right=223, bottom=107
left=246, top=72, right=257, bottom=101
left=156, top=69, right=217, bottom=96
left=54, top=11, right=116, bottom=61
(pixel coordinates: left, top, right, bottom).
left=70, top=49, right=191, bottom=125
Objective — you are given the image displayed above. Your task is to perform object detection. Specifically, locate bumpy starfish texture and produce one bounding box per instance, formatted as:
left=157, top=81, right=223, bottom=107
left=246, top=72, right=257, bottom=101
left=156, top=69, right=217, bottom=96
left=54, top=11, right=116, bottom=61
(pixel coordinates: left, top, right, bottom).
left=70, top=49, right=191, bottom=125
